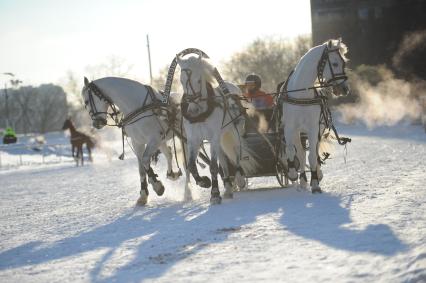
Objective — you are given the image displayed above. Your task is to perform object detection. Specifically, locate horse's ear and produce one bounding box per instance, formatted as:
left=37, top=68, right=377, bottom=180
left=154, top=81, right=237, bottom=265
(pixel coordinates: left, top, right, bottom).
left=176, top=54, right=183, bottom=65
left=197, top=51, right=203, bottom=61
left=84, top=77, right=89, bottom=87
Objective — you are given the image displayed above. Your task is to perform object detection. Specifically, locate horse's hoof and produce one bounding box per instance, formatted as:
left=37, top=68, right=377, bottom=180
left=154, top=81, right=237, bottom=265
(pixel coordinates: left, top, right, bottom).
left=299, top=172, right=308, bottom=189
left=152, top=181, right=165, bottom=196
left=288, top=175, right=298, bottom=182
left=318, top=170, right=323, bottom=181
left=223, top=191, right=233, bottom=199
left=288, top=169, right=298, bottom=182
left=167, top=169, right=182, bottom=180
left=235, top=171, right=246, bottom=189
left=210, top=195, right=222, bottom=205
left=197, top=176, right=211, bottom=188
left=311, top=187, right=322, bottom=194
left=136, top=195, right=148, bottom=206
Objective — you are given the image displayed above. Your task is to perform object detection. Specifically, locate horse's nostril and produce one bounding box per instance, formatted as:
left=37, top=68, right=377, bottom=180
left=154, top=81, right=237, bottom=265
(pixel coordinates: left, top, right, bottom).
left=93, top=118, right=106, bottom=129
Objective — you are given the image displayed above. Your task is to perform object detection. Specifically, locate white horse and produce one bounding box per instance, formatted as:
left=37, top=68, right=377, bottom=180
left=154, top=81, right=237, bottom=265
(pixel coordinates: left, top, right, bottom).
left=82, top=77, right=182, bottom=205
left=280, top=39, right=350, bottom=193
left=176, top=54, right=258, bottom=204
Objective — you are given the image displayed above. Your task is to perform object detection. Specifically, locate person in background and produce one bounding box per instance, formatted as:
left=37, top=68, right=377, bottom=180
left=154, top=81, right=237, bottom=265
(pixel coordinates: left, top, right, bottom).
left=3, top=127, right=17, bottom=144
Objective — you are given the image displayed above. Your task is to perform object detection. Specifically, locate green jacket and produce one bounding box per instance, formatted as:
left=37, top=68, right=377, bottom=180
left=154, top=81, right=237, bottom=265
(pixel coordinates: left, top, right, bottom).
left=4, top=127, right=16, bottom=137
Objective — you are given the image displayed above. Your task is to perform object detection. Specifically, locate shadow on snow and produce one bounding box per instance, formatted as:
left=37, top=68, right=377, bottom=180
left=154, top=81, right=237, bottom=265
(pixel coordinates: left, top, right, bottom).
left=0, top=188, right=406, bottom=282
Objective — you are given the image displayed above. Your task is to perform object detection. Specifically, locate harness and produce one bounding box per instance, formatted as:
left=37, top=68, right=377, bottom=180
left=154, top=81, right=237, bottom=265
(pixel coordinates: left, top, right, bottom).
left=85, top=82, right=121, bottom=124
left=181, top=82, right=219, bottom=123
left=85, top=81, right=174, bottom=159
left=279, top=45, right=348, bottom=106
left=274, top=43, right=351, bottom=164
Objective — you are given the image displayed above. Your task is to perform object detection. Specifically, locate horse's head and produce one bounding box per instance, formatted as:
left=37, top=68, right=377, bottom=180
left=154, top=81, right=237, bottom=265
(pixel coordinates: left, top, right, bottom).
left=82, top=77, right=109, bottom=129
left=62, top=118, right=71, bottom=130
left=176, top=53, right=214, bottom=115
left=320, top=39, right=350, bottom=96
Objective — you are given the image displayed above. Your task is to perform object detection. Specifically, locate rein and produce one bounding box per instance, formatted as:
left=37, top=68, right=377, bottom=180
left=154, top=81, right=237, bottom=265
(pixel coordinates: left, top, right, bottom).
left=274, top=43, right=351, bottom=159
left=163, top=48, right=284, bottom=167
left=181, top=82, right=219, bottom=123
left=85, top=81, right=173, bottom=159
left=274, top=45, right=348, bottom=106
left=86, top=82, right=121, bottom=124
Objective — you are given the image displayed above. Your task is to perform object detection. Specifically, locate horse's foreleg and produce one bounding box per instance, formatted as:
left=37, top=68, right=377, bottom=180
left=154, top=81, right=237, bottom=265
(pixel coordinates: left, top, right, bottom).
left=75, top=145, right=82, bottom=166
left=184, top=167, right=193, bottom=202
left=134, top=142, right=148, bottom=206
left=159, top=142, right=182, bottom=180
left=142, top=139, right=165, bottom=197
left=73, top=145, right=78, bottom=166
left=233, top=129, right=246, bottom=190
left=307, top=129, right=321, bottom=194
left=80, top=146, right=84, bottom=166
left=284, top=126, right=299, bottom=182
left=218, top=147, right=233, bottom=200
left=295, top=133, right=307, bottom=189
left=188, top=140, right=211, bottom=188
left=179, top=139, right=193, bottom=202
left=87, top=143, right=93, bottom=162
left=209, top=145, right=221, bottom=205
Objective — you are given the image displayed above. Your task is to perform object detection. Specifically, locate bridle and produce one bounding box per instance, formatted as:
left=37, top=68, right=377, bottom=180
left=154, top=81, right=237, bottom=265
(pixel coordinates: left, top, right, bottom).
left=84, top=82, right=121, bottom=125
left=181, top=68, right=204, bottom=104
left=84, top=79, right=172, bottom=160
left=317, top=45, right=348, bottom=87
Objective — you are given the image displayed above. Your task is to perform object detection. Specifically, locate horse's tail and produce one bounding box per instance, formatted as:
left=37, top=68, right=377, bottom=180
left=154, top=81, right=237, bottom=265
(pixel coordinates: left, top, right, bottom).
left=220, top=126, right=259, bottom=175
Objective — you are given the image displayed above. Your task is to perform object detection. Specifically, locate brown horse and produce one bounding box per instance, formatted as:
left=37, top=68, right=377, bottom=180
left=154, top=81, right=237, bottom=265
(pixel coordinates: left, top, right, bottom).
left=62, top=118, right=96, bottom=166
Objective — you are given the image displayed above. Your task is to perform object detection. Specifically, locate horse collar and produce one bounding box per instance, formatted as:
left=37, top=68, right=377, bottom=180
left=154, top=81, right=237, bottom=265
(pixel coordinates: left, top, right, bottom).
left=181, top=82, right=217, bottom=123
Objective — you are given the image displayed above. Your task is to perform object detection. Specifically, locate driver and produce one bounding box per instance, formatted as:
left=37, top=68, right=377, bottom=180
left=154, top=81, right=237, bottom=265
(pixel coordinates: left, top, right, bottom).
left=243, top=74, right=274, bottom=110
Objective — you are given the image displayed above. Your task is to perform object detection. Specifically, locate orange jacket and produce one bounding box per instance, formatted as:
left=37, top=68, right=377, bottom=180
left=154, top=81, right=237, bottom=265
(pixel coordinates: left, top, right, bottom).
left=243, top=90, right=274, bottom=109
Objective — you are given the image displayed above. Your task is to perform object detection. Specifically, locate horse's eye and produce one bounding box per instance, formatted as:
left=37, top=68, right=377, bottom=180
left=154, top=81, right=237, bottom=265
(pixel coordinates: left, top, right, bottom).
left=84, top=100, right=89, bottom=106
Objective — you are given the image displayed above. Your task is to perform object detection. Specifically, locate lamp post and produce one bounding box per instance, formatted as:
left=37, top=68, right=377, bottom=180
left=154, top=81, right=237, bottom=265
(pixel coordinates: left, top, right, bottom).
left=1, top=73, right=20, bottom=128
left=146, top=34, right=153, bottom=85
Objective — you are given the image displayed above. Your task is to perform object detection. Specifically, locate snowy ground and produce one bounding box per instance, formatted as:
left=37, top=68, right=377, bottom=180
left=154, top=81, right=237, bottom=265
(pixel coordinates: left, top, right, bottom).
left=0, top=123, right=425, bottom=282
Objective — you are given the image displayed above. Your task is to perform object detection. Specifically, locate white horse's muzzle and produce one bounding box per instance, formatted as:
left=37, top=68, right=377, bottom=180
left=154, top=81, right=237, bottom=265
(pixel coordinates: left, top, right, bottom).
left=93, top=117, right=107, bottom=129
left=333, top=81, right=350, bottom=96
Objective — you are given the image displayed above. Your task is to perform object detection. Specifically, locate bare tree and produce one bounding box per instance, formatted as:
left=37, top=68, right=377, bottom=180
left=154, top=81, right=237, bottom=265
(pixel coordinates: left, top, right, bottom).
left=221, top=35, right=311, bottom=92
left=12, top=86, right=37, bottom=135
left=151, top=65, right=182, bottom=93
left=33, top=84, right=68, bottom=133
left=85, top=55, right=134, bottom=80
left=60, top=70, right=93, bottom=128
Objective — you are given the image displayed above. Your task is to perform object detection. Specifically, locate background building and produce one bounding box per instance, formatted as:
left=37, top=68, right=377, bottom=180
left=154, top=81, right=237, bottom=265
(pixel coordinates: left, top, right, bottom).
left=311, top=0, right=426, bottom=68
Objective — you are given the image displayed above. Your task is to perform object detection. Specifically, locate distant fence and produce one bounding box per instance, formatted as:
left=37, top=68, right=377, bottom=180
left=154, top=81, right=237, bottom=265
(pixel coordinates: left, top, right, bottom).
left=0, top=143, right=74, bottom=169
left=0, top=142, right=126, bottom=169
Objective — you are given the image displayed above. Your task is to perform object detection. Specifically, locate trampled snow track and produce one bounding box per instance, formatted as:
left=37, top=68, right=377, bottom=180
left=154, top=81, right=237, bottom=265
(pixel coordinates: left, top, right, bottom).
left=0, top=124, right=425, bottom=282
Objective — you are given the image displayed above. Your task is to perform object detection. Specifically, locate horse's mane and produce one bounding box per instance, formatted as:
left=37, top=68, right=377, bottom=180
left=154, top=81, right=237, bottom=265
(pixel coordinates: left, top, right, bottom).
left=182, top=56, right=216, bottom=85
left=325, top=39, right=349, bottom=62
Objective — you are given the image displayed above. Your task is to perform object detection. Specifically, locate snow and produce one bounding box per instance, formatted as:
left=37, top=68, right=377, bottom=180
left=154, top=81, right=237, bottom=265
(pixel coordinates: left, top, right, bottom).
left=0, top=123, right=425, bottom=282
